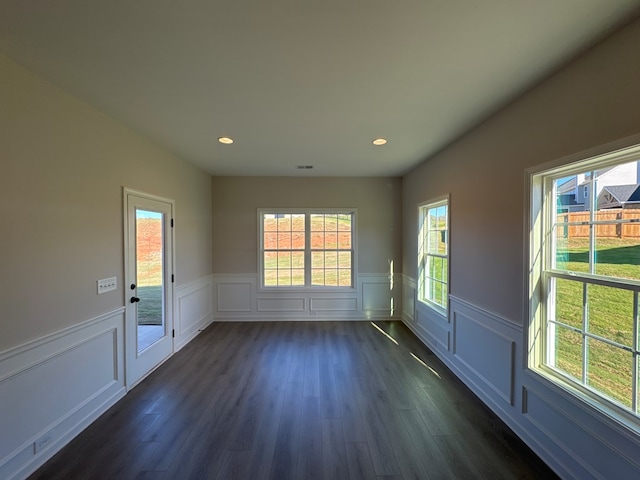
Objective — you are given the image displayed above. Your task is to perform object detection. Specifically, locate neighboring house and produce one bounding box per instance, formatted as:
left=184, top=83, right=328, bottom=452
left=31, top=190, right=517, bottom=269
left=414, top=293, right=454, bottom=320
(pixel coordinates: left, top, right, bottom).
left=556, top=192, right=580, bottom=212
left=556, top=174, right=586, bottom=211
left=598, top=184, right=640, bottom=209
left=580, top=160, right=640, bottom=209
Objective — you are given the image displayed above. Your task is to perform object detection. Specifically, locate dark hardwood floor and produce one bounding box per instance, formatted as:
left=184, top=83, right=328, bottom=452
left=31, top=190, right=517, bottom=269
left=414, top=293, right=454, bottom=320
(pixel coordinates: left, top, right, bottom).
left=29, top=321, right=559, bottom=480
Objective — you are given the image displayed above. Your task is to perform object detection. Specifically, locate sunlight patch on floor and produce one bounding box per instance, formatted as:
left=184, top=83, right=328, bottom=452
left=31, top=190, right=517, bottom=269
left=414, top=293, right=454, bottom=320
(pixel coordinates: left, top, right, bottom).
left=410, top=352, right=441, bottom=379
left=370, top=322, right=399, bottom=345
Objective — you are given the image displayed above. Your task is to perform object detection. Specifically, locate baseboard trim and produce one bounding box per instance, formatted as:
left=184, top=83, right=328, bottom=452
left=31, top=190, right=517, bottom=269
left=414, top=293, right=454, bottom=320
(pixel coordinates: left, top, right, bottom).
left=0, top=307, right=126, bottom=480
left=1, top=274, right=216, bottom=480
left=213, top=315, right=400, bottom=323
left=402, top=293, right=640, bottom=480
left=10, top=386, right=126, bottom=480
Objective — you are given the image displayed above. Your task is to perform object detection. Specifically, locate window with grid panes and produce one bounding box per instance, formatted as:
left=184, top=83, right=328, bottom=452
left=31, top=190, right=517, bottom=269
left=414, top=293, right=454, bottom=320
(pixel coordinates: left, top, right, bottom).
left=417, top=198, right=449, bottom=314
left=260, top=210, right=355, bottom=288
left=529, top=144, right=640, bottom=425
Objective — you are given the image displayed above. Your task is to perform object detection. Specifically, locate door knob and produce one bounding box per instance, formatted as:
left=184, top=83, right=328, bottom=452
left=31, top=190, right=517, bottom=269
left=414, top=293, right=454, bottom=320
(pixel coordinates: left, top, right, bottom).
left=130, top=296, right=140, bottom=303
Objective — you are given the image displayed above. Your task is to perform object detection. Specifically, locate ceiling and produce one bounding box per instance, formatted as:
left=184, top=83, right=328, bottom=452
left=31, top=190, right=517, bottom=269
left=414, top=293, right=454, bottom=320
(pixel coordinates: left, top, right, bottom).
left=1, top=1, right=639, bottom=177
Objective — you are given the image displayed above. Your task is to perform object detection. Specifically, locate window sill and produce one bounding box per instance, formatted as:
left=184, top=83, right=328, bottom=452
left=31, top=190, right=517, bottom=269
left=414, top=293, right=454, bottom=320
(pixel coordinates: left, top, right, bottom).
left=417, top=298, right=448, bottom=320
left=530, top=365, right=640, bottom=440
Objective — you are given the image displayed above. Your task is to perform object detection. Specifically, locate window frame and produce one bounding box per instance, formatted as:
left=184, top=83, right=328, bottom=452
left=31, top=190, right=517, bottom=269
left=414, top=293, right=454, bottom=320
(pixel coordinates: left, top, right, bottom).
left=258, top=208, right=357, bottom=291
left=417, top=196, right=450, bottom=317
left=528, top=142, right=640, bottom=431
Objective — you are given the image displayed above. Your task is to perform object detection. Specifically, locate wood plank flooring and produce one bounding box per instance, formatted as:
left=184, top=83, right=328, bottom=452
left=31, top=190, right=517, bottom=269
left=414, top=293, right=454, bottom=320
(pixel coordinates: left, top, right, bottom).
left=29, top=321, right=559, bottom=480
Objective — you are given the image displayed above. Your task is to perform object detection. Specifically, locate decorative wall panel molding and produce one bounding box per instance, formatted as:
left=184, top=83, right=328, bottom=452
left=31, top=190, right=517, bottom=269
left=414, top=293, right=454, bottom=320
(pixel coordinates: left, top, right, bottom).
left=452, top=309, right=515, bottom=405
left=447, top=296, right=520, bottom=408
left=0, top=308, right=126, bottom=480
left=522, top=383, right=640, bottom=479
left=415, top=306, right=449, bottom=352
left=175, top=275, right=214, bottom=351
left=401, top=274, right=416, bottom=324
left=362, top=282, right=392, bottom=312
left=217, top=281, right=253, bottom=312
left=310, top=297, right=358, bottom=312
left=257, top=297, right=306, bottom=312
left=212, top=273, right=399, bottom=321
left=0, top=274, right=214, bottom=480
left=402, top=278, right=640, bottom=480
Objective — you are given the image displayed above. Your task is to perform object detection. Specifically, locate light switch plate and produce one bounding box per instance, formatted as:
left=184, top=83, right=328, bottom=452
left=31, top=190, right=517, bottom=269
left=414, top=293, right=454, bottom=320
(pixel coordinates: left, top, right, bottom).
left=97, top=277, right=117, bottom=294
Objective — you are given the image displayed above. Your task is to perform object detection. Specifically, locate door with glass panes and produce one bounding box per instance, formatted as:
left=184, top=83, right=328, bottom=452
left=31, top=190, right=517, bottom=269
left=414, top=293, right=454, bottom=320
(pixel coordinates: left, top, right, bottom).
left=124, top=189, right=174, bottom=388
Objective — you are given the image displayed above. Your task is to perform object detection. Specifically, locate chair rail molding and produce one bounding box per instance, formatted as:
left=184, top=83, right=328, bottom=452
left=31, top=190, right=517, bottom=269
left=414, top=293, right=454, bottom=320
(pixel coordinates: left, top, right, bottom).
left=1, top=273, right=215, bottom=480
left=402, top=293, right=640, bottom=480
left=0, top=308, right=126, bottom=480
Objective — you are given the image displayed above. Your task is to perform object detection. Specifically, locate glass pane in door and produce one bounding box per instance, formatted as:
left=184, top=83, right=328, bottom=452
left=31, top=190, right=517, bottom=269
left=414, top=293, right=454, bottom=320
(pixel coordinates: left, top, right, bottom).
left=136, top=209, right=165, bottom=353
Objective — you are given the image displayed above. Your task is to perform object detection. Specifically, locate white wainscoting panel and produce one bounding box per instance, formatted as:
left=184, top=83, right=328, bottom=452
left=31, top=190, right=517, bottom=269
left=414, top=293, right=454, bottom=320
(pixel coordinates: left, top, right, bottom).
left=523, top=382, right=640, bottom=479
left=257, top=298, right=306, bottom=312
left=444, top=296, right=520, bottom=409
left=452, top=309, right=515, bottom=405
left=175, top=275, right=214, bottom=351
left=401, top=278, right=640, bottom=480
left=310, top=298, right=358, bottom=312
left=217, top=281, right=252, bottom=312
left=362, top=281, right=391, bottom=312
left=401, top=274, right=416, bottom=324
left=0, top=308, right=126, bottom=480
left=415, top=305, right=449, bottom=352
left=212, top=273, right=399, bottom=321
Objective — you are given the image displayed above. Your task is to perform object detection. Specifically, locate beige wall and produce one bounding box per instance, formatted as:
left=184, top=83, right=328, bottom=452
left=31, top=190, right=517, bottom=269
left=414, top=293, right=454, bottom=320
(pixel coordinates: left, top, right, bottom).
left=403, top=17, right=640, bottom=323
left=211, top=176, right=402, bottom=275
left=0, top=55, right=213, bottom=351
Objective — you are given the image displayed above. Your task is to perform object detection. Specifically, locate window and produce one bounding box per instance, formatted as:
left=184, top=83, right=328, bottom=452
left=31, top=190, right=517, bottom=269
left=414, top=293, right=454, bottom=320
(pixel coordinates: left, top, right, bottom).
left=417, top=198, right=449, bottom=313
left=260, top=210, right=355, bottom=288
left=529, top=144, right=640, bottom=424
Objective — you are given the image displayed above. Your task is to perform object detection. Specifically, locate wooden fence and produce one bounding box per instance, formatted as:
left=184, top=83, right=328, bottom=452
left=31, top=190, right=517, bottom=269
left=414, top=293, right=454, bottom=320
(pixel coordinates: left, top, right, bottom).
left=557, top=209, right=640, bottom=238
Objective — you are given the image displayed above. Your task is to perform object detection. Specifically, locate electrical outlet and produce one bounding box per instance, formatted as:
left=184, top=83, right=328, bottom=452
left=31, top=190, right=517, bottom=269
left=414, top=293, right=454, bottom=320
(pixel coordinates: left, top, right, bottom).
left=34, top=434, right=53, bottom=454
left=97, top=276, right=117, bottom=294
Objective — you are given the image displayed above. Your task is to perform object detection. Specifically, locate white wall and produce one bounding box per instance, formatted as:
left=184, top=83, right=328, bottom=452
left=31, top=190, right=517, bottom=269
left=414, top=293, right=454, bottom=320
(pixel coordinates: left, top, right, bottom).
left=0, top=55, right=214, bottom=479
left=402, top=17, right=640, bottom=479
left=211, top=176, right=402, bottom=321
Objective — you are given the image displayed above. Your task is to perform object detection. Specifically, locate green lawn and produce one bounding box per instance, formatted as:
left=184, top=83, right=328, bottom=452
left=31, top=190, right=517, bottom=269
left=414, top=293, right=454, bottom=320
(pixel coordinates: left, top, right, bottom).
left=554, top=237, right=639, bottom=407
left=263, top=251, right=352, bottom=286
left=263, top=214, right=353, bottom=287
left=137, top=285, right=163, bottom=325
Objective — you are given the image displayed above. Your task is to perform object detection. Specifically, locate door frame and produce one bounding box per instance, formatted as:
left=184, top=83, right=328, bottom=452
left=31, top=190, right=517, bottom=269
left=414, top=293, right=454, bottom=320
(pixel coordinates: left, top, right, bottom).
left=123, top=187, right=176, bottom=390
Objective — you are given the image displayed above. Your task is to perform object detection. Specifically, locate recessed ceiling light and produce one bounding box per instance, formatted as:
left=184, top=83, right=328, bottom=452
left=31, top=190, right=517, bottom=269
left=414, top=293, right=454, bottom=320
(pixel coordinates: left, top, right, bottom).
left=372, top=138, right=387, bottom=146
left=218, top=136, right=234, bottom=144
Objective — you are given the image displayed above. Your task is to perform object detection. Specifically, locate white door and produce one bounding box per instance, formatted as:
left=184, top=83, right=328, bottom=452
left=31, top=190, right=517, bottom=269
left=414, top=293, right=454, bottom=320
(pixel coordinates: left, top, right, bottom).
left=124, top=189, right=174, bottom=388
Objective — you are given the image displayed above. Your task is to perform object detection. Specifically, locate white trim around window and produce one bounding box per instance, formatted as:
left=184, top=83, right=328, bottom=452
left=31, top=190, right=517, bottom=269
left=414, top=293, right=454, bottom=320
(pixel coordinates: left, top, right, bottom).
left=528, top=141, right=640, bottom=433
left=257, top=208, right=357, bottom=291
left=417, top=195, right=450, bottom=317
